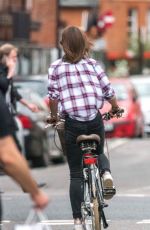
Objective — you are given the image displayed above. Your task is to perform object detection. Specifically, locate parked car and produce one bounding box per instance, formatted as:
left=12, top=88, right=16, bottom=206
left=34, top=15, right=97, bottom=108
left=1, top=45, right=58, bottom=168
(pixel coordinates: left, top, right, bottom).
left=14, top=76, right=66, bottom=165
left=14, top=74, right=49, bottom=104
left=15, top=87, right=50, bottom=167
left=131, top=75, right=150, bottom=135
left=100, top=77, right=144, bottom=138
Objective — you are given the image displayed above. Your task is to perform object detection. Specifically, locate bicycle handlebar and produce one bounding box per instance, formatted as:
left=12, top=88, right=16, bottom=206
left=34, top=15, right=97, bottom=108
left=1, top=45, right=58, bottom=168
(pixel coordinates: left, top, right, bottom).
left=45, top=108, right=124, bottom=128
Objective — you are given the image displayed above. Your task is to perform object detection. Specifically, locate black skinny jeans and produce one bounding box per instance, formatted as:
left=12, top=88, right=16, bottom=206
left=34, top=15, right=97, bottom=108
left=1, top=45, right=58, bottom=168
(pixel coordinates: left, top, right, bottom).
left=65, top=112, right=110, bottom=219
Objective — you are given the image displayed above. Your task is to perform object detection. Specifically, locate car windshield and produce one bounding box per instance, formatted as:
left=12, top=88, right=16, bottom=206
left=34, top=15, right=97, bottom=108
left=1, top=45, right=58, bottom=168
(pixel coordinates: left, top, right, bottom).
left=16, top=87, right=48, bottom=112
left=111, top=83, right=128, bottom=100
left=14, top=80, right=47, bottom=97
left=133, top=82, right=150, bottom=97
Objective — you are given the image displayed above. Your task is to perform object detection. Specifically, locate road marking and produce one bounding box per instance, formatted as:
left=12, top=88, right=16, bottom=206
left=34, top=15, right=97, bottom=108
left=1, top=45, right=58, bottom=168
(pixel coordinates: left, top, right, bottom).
left=104, top=138, right=128, bottom=151
left=137, top=219, right=150, bottom=224
left=40, top=220, right=110, bottom=226
left=116, top=194, right=150, bottom=197
left=0, top=219, right=99, bottom=226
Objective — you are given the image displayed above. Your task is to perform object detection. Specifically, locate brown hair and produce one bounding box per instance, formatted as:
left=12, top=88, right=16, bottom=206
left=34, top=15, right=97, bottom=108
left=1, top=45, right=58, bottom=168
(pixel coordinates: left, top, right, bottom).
left=0, top=43, right=18, bottom=65
left=60, top=26, right=91, bottom=63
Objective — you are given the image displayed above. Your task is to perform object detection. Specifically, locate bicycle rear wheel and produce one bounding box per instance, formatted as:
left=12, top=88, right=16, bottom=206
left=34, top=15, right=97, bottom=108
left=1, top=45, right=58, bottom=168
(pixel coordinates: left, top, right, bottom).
left=91, top=167, right=101, bottom=230
left=83, top=168, right=101, bottom=230
left=92, top=197, right=101, bottom=230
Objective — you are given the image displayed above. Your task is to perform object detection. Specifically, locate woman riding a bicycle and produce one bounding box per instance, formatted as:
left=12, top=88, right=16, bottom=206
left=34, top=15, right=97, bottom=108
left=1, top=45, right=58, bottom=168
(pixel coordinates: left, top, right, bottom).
left=47, top=26, right=121, bottom=230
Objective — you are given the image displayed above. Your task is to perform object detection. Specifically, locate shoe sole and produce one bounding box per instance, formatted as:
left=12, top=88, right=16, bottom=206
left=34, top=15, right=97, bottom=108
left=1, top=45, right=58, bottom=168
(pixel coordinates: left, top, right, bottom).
left=103, top=177, right=113, bottom=188
left=103, top=177, right=114, bottom=200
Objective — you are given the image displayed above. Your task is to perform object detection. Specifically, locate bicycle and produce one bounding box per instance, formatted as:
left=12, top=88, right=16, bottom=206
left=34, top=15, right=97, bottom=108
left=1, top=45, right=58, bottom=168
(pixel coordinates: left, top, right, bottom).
left=76, top=109, right=124, bottom=230
left=45, top=109, right=124, bottom=230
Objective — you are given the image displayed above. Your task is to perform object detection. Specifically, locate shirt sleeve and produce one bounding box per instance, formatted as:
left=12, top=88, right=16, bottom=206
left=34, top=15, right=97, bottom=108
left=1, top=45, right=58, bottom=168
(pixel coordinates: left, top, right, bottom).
left=0, top=75, right=9, bottom=94
left=0, top=92, right=14, bottom=137
left=94, top=63, right=115, bottom=100
left=48, top=66, right=59, bottom=100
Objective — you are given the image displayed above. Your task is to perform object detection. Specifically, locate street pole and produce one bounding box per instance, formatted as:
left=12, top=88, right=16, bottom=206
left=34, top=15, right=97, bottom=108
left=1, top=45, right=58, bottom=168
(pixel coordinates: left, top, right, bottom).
left=56, top=0, right=61, bottom=58
left=138, top=28, right=144, bottom=74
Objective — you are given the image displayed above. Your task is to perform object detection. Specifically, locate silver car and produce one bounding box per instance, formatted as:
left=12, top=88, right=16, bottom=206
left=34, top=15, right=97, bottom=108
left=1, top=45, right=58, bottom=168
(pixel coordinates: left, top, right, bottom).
left=14, top=76, right=66, bottom=165
left=131, top=75, right=150, bottom=135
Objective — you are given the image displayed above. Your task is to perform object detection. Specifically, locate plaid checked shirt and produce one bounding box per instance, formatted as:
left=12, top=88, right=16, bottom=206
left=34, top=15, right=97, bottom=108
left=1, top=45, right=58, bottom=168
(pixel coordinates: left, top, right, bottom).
left=48, top=58, right=115, bottom=121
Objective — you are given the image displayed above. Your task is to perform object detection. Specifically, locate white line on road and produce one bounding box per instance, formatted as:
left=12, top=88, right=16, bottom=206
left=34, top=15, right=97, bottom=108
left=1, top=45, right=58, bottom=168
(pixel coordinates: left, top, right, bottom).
left=1, top=220, right=111, bottom=227
left=116, top=194, right=150, bottom=197
left=104, top=138, right=129, bottom=151
left=137, top=219, right=150, bottom=224
left=1, top=220, right=11, bottom=223
left=40, top=220, right=111, bottom=226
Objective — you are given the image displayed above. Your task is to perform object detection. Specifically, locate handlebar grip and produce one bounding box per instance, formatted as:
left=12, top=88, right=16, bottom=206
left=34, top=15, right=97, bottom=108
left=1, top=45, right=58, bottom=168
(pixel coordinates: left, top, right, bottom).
left=102, top=108, right=124, bottom=121
left=112, top=108, right=124, bottom=115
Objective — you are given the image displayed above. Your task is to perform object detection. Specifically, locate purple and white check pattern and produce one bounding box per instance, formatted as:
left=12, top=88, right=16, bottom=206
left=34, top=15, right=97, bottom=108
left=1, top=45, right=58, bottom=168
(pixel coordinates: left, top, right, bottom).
left=48, top=58, right=115, bottom=121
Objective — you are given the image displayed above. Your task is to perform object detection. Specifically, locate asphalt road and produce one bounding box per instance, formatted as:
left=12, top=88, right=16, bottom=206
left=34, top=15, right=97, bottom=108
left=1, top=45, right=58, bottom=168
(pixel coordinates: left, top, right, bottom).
left=0, top=137, right=150, bottom=230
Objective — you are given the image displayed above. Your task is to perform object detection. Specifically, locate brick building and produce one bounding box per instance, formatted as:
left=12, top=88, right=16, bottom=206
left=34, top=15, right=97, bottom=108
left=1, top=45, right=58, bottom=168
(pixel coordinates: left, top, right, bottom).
left=100, top=0, right=150, bottom=58
left=1, top=0, right=150, bottom=74
left=99, top=0, right=150, bottom=73
left=0, top=0, right=58, bottom=75
left=59, top=0, right=99, bottom=30
left=0, top=0, right=57, bottom=47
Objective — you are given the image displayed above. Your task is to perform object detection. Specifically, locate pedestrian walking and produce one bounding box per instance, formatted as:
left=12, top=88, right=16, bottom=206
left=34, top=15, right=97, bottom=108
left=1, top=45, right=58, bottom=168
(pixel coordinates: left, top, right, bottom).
left=0, top=93, right=49, bottom=226
left=0, top=43, right=39, bottom=150
left=47, top=26, right=121, bottom=230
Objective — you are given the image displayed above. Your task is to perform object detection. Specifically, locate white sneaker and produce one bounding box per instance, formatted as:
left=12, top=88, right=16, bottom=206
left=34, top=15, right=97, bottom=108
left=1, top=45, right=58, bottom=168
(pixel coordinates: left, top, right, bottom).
left=102, top=171, right=113, bottom=188
left=102, top=171, right=114, bottom=200
left=74, top=224, right=84, bottom=230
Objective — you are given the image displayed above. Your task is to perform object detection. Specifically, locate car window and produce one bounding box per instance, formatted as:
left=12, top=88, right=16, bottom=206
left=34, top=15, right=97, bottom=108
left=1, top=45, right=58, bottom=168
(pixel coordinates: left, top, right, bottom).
left=111, top=83, right=128, bottom=100
left=133, top=82, right=150, bottom=97
left=14, top=81, right=47, bottom=97
left=16, top=88, right=48, bottom=111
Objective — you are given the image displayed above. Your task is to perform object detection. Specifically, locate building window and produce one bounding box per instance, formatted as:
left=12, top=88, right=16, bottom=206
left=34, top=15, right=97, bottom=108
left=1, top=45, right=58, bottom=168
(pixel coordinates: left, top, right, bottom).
left=81, top=11, right=89, bottom=31
left=26, top=0, right=32, bottom=11
left=17, top=47, right=51, bottom=76
left=127, top=9, right=139, bottom=55
left=147, top=9, right=150, bottom=40
left=128, top=8, right=138, bottom=35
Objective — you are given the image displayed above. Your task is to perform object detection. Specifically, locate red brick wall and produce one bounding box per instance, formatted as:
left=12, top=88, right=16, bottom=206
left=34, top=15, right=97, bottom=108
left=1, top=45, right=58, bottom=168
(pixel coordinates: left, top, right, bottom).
left=30, top=0, right=57, bottom=47
left=60, top=8, right=89, bottom=28
left=100, top=0, right=150, bottom=58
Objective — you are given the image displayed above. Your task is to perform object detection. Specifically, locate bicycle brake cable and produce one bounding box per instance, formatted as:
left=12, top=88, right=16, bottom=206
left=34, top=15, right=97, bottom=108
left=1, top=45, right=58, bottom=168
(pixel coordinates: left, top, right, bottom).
left=53, top=126, right=64, bottom=153
left=105, top=135, right=110, bottom=162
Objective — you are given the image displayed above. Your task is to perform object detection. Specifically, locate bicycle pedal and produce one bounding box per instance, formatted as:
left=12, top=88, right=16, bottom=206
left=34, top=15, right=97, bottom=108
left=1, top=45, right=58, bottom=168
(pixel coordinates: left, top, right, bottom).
left=103, top=187, right=116, bottom=196
left=101, top=202, right=108, bottom=208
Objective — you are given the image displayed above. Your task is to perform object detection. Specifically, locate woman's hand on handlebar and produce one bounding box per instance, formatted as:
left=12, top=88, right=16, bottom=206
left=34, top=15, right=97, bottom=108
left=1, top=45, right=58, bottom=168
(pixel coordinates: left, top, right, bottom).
left=102, top=107, right=124, bottom=121
left=46, top=114, right=60, bottom=126
left=109, top=106, right=124, bottom=118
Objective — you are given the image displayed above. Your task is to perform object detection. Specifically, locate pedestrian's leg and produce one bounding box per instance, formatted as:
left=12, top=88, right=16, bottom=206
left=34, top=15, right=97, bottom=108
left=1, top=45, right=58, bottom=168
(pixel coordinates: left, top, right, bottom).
left=0, top=195, right=2, bottom=229
left=12, top=133, right=22, bottom=152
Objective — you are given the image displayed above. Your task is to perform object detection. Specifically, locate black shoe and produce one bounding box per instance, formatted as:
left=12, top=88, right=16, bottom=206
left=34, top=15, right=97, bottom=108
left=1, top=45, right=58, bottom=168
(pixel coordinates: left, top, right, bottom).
left=37, top=182, right=47, bottom=188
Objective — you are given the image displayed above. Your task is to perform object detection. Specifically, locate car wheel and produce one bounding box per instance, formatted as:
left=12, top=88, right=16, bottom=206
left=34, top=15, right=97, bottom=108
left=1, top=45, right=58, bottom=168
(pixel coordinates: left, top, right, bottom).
left=137, top=126, right=144, bottom=138
left=50, top=151, right=66, bottom=164
left=31, top=138, right=50, bottom=168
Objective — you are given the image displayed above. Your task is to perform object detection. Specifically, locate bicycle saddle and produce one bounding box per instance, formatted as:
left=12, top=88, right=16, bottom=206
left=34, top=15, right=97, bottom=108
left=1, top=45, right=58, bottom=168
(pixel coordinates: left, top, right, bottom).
left=76, top=134, right=100, bottom=144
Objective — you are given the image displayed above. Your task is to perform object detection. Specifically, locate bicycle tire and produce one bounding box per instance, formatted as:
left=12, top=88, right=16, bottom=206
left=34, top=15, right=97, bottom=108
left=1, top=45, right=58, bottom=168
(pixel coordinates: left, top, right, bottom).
left=89, top=166, right=101, bottom=230
left=91, top=169, right=101, bottom=230
left=93, top=198, right=101, bottom=230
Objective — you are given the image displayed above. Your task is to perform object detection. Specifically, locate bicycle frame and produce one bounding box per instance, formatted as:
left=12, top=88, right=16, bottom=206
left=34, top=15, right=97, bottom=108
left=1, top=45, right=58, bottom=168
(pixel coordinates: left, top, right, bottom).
left=77, top=135, right=109, bottom=230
